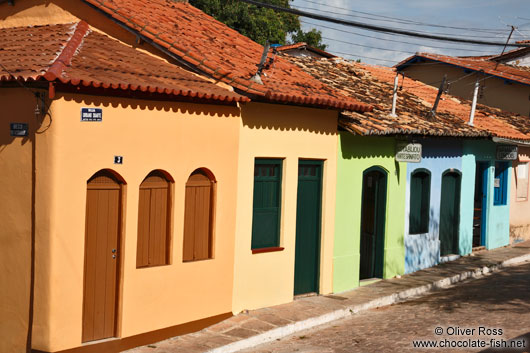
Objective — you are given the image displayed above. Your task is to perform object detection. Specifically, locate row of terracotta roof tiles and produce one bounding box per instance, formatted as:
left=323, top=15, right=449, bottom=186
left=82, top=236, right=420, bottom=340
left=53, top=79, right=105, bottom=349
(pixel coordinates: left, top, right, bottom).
left=0, top=22, right=249, bottom=103
left=81, top=0, right=371, bottom=112
left=285, top=55, right=530, bottom=141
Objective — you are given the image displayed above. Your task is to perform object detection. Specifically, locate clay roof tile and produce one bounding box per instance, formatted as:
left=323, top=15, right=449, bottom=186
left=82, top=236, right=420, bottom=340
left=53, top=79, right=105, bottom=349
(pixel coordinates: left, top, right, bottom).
left=0, top=22, right=248, bottom=104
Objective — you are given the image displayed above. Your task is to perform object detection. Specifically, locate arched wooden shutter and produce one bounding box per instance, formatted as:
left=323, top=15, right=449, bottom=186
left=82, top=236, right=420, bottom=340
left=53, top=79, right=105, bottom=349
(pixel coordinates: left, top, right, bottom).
left=136, top=171, right=172, bottom=267
left=183, top=170, right=214, bottom=262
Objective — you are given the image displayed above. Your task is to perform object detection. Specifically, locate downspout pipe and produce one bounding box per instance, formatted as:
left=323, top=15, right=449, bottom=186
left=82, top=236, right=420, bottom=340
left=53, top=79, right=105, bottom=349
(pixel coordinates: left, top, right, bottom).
left=468, top=73, right=482, bottom=126
left=390, top=71, right=399, bottom=117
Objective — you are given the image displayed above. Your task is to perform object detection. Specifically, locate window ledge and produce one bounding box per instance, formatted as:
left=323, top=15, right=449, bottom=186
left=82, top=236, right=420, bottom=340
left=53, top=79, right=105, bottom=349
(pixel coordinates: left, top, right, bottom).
left=252, top=247, right=284, bottom=254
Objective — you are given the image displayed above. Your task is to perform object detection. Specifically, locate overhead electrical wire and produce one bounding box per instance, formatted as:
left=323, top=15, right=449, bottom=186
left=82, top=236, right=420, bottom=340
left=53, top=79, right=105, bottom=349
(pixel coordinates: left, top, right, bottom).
left=295, top=4, right=518, bottom=39
left=300, top=20, right=499, bottom=53
left=237, top=0, right=530, bottom=47
left=297, top=0, right=530, bottom=35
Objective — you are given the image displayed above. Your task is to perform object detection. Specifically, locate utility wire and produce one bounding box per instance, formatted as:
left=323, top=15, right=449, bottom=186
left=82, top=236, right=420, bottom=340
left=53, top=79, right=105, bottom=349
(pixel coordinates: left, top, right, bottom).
left=329, top=50, right=398, bottom=64
left=297, top=0, right=527, bottom=35
left=238, top=0, right=530, bottom=47
left=319, top=35, right=495, bottom=56
left=301, top=20, right=499, bottom=53
left=295, top=4, right=516, bottom=39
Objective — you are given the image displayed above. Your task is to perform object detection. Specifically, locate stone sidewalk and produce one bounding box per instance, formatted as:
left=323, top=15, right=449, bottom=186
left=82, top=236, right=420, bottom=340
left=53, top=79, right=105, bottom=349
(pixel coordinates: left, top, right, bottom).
left=128, top=241, right=530, bottom=353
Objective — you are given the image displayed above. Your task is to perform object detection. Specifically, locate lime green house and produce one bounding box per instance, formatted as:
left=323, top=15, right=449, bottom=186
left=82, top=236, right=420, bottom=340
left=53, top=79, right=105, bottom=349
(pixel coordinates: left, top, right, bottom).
left=333, top=133, right=407, bottom=292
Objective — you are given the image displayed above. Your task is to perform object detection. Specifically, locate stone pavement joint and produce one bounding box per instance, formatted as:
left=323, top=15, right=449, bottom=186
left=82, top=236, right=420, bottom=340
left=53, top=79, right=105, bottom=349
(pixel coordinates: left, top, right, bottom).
left=127, top=242, right=530, bottom=353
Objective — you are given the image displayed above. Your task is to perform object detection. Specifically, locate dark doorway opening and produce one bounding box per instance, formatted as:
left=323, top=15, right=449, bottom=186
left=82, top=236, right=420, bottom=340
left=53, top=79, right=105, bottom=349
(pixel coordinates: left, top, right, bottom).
left=360, top=167, right=387, bottom=280
left=473, top=162, right=488, bottom=248
left=440, top=170, right=461, bottom=256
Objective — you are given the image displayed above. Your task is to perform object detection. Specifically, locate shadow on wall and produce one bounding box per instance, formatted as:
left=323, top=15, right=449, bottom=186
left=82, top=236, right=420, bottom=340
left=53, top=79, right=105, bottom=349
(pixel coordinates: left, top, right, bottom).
left=0, top=90, right=51, bottom=149
left=63, top=93, right=241, bottom=118
left=405, top=209, right=441, bottom=274
left=340, top=135, right=396, bottom=160
left=241, top=103, right=338, bottom=135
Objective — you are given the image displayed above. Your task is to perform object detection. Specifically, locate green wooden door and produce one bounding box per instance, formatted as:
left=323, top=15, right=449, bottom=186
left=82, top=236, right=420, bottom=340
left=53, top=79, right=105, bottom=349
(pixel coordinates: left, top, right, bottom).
left=294, top=160, right=323, bottom=295
left=439, top=172, right=461, bottom=256
left=360, top=169, right=387, bottom=280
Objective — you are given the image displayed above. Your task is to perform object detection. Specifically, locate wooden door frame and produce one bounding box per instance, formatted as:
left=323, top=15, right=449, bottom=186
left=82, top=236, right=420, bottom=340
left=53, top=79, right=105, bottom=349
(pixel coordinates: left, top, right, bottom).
left=294, top=159, right=324, bottom=296
left=359, top=166, right=388, bottom=280
left=82, top=169, right=126, bottom=343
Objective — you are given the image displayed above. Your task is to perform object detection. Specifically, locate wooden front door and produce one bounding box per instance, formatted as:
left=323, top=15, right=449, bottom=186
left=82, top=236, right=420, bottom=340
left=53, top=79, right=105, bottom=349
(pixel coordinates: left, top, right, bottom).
left=360, top=169, right=387, bottom=280
left=294, top=161, right=323, bottom=295
left=83, top=171, right=121, bottom=342
left=440, top=171, right=461, bottom=256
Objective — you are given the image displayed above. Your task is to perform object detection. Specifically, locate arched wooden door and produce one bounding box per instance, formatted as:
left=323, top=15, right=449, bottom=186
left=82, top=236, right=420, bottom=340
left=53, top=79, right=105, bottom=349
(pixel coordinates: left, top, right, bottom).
left=360, top=168, right=387, bottom=280
left=82, top=170, right=122, bottom=342
left=440, top=171, right=461, bottom=256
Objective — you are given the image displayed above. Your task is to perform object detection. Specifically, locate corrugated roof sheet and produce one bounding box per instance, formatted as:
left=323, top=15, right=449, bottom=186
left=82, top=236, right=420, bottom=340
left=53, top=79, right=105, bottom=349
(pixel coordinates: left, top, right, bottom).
left=286, top=55, right=530, bottom=141
left=0, top=22, right=248, bottom=103
left=82, top=0, right=371, bottom=112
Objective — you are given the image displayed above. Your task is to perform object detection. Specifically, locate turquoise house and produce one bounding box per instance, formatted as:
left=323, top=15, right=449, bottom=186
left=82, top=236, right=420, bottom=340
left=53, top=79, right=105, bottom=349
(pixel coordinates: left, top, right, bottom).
left=463, top=140, right=512, bottom=250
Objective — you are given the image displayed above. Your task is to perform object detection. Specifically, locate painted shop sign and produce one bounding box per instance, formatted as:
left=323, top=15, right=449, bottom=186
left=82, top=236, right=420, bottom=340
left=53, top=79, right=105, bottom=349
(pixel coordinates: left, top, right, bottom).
left=396, top=142, right=422, bottom=163
left=10, top=123, right=28, bottom=137
left=81, top=108, right=103, bottom=122
left=496, top=145, right=518, bottom=161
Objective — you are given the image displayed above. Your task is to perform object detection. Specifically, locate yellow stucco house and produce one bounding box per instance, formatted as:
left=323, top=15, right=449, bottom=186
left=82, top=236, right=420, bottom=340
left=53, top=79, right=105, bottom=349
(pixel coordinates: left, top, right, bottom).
left=0, top=1, right=370, bottom=352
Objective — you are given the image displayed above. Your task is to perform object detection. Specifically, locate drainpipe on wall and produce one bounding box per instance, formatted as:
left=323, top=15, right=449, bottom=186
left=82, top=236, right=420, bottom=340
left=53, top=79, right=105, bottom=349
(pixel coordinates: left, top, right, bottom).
left=468, top=74, right=481, bottom=126
left=390, top=71, right=399, bottom=117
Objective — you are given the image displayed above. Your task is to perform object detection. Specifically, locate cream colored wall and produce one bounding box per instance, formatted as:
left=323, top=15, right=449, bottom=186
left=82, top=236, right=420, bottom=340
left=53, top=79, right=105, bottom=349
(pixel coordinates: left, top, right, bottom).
left=0, top=88, right=37, bottom=353
left=510, top=147, right=530, bottom=243
left=402, top=63, right=530, bottom=117
left=31, top=94, right=240, bottom=352
left=232, top=103, right=338, bottom=313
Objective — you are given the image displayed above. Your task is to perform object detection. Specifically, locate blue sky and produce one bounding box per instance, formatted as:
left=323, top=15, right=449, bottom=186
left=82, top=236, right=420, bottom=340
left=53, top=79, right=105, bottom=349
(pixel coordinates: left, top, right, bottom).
left=291, top=0, right=530, bottom=65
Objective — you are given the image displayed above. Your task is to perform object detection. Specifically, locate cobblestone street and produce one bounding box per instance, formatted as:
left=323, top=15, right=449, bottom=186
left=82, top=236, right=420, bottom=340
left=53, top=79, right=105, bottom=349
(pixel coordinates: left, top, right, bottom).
left=241, top=263, right=530, bottom=353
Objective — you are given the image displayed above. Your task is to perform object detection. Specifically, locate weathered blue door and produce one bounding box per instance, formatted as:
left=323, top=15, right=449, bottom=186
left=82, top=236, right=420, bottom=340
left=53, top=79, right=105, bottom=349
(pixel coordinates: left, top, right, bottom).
left=360, top=168, right=387, bottom=280
left=294, top=160, right=323, bottom=295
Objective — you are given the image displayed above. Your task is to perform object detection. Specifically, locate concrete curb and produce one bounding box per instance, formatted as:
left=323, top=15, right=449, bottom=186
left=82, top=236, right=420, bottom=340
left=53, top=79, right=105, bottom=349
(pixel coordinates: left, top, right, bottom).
left=207, top=253, right=530, bottom=353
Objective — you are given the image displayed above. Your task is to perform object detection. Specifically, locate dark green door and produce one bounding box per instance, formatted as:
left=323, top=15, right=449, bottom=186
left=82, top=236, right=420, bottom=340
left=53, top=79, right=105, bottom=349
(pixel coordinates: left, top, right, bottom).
left=294, top=160, right=323, bottom=295
left=440, top=171, right=461, bottom=256
left=360, top=168, right=387, bottom=280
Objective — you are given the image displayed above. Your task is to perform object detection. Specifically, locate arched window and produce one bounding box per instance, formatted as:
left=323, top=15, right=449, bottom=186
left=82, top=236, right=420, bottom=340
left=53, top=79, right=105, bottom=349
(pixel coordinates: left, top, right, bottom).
left=409, top=169, right=431, bottom=234
left=183, top=169, right=215, bottom=262
left=136, top=170, right=173, bottom=268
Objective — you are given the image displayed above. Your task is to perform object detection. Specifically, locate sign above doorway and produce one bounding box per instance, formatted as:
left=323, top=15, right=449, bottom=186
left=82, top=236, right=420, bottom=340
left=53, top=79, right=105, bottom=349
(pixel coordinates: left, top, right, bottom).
left=396, top=142, right=422, bottom=163
left=496, top=145, right=518, bottom=161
